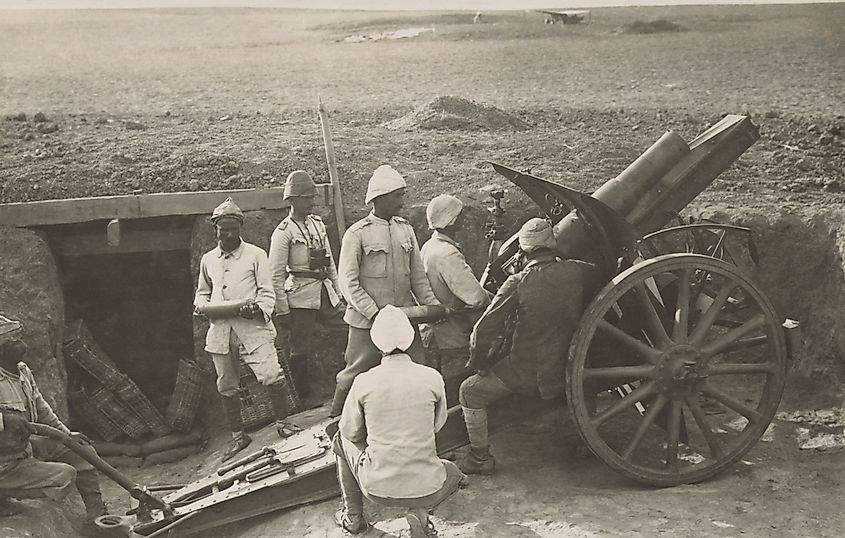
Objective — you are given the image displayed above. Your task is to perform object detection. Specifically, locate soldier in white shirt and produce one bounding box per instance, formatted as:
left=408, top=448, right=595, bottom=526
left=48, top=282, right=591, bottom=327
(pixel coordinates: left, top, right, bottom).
left=333, top=305, right=467, bottom=537
left=194, top=197, right=300, bottom=462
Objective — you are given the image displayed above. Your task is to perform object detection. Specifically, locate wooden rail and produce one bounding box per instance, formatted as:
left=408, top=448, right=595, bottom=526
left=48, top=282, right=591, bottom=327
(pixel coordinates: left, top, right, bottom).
left=0, top=185, right=333, bottom=227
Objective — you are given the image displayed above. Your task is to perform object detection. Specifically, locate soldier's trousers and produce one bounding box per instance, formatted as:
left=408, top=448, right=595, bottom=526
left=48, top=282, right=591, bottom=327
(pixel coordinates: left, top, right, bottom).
left=329, top=325, right=425, bottom=416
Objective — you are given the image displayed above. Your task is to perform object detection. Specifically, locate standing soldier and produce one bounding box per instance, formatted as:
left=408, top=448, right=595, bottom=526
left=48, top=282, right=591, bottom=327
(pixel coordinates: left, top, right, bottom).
left=458, top=218, right=594, bottom=475
left=195, top=197, right=300, bottom=462
left=331, top=165, right=440, bottom=417
left=420, top=195, right=490, bottom=392
left=269, top=170, right=343, bottom=402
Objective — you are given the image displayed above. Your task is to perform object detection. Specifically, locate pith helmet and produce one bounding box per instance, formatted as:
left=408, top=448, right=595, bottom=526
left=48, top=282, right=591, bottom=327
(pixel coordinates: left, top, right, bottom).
left=426, top=194, right=463, bottom=230
left=365, top=165, right=406, bottom=205
left=283, top=170, right=317, bottom=200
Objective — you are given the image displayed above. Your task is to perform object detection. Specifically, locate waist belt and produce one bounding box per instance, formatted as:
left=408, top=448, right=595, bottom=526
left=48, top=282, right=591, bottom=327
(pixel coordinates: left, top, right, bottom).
left=290, top=270, right=327, bottom=280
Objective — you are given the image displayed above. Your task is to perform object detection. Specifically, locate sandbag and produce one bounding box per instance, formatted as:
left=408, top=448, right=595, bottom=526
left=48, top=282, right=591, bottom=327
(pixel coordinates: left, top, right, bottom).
left=142, top=445, right=198, bottom=467
left=140, top=432, right=203, bottom=456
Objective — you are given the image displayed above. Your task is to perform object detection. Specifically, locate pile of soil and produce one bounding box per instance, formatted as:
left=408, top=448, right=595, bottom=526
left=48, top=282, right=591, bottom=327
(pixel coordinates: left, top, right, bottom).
left=614, top=19, right=685, bottom=34
left=385, top=95, right=529, bottom=132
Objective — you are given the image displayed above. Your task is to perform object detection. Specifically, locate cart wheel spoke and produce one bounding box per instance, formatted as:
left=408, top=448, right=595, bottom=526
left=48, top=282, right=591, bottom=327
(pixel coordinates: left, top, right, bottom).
left=596, top=319, right=660, bottom=364
left=719, top=335, right=768, bottom=353
left=634, top=281, right=671, bottom=349
left=702, top=314, right=766, bottom=356
left=672, top=268, right=692, bottom=343
left=684, top=395, right=724, bottom=460
left=583, top=365, right=655, bottom=381
left=699, top=382, right=762, bottom=424
left=689, top=280, right=736, bottom=345
left=591, top=381, right=656, bottom=427
left=665, top=399, right=682, bottom=472
left=707, top=362, right=776, bottom=376
left=622, top=394, right=667, bottom=461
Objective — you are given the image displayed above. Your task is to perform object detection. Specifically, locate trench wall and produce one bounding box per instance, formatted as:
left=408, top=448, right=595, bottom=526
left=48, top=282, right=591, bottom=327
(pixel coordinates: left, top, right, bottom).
left=692, top=206, right=845, bottom=381
left=0, top=227, right=68, bottom=420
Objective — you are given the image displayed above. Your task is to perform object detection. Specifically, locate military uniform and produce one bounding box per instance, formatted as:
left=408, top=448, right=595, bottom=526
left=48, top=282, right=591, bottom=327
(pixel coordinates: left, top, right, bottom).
left=331, top=212, right=439, bottom=416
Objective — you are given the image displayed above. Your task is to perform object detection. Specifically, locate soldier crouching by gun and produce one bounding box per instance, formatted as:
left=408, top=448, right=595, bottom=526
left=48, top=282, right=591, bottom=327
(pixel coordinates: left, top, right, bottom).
left=458, top=218, right=595, bottom=475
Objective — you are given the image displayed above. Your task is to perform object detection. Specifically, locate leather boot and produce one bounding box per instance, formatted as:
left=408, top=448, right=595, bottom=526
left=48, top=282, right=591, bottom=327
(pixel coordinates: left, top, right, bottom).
left=289, top=353, right=311, bottom=400
left=221, top=395, right=252, bottom=462
left=76, top=470, right=107, bottom=536
left=266, top=382, right=302, bottom=438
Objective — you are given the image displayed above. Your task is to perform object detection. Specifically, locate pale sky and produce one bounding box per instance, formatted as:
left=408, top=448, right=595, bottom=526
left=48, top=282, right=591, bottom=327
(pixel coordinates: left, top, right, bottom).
left=2, top=0, right=841, bottom=10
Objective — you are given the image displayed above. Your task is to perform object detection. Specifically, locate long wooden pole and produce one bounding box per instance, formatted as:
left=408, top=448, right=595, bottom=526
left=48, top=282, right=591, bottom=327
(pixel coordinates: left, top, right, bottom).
left=318, top=97, right=346, bottom=246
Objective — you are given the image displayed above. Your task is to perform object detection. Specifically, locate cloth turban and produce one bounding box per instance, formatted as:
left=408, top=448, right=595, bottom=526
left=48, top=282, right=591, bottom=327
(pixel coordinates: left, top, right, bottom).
left=211, top=197, right=244, bottom=224
left=426, top=194, right=463, bottom=230
left=518, top=217, right=556, bottom=252
left=365, top=165, right=406, bottom=205
left=370, top=305, right=414, bottom=354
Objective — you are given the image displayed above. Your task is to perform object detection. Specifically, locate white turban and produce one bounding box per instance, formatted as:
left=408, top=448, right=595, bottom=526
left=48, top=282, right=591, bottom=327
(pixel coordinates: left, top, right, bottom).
left=365, top=165, right=406, bottom=205
left=518, top=218, right=556, bottom=252
left=210, top=197, right=244, bottom=224
left=426, top=194, right=463, bottom=230
left=370, top=305, right=414, bottom=354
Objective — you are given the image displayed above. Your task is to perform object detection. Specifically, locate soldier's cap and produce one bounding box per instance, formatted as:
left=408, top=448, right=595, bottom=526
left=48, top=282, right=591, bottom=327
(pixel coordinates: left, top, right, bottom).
left=518, top=217, right=556, bottom=252
left=0, top=314, right=23, bottom=346
left=283, top=170, right=317, bottom=200
left=371, top=305, right=414, bottom=354
left=210, top=197, right=244, bottom=224
left=365, top=165, right=406, bottom=205
left=426, top=194, right=463, bottom=230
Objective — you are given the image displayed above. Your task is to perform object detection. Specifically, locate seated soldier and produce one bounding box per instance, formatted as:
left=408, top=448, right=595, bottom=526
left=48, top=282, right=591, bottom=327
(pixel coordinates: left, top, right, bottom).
left=0, top=315, right=107, bottom=536
left=333, top=305, right=467, bottom=537
left=458, top=218, right=594, bottom=475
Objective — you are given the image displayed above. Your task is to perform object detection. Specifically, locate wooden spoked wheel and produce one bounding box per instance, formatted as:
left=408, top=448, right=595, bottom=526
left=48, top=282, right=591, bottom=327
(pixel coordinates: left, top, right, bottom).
left=566, top=254, right=787, bottom=486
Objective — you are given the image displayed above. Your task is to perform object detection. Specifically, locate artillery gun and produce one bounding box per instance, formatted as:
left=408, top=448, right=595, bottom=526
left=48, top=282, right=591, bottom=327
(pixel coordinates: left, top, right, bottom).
left=48, top=115, right=789, bottom=535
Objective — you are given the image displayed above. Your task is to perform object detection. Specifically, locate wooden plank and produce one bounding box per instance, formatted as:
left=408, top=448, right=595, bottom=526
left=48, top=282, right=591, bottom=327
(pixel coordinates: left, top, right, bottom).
left=50, top=227, right=194, bottom=257
left=0, top=185, right=332, bottom=227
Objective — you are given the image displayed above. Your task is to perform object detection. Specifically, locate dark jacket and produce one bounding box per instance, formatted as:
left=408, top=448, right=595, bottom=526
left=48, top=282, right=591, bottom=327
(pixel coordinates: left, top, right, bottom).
left=469, top=252, right=594, bottom=399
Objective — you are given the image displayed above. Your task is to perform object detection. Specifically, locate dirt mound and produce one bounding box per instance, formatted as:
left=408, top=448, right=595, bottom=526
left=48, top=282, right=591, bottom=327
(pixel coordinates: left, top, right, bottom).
left=614, top=19, right=685, bottom=34
left=385, top=96, right=528, bottom=132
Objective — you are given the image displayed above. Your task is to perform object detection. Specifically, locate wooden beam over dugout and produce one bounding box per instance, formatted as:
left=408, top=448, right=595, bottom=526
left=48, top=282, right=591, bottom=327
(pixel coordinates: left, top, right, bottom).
left=0, top=185, right=333, bottom=227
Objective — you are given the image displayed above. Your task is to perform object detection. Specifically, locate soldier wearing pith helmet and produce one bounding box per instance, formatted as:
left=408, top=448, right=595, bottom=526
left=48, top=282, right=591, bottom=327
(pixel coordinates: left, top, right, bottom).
left=331, top=165, right=441, bottom=417
left=268, top=171, right=342, bottom=401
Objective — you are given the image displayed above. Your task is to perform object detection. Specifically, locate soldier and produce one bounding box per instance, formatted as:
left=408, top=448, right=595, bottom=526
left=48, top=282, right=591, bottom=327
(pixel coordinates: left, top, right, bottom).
left=0, top=315, right=107, bottom=536
left=333, top=305, right=467, bottom=537
left=458, top=218, right=594, bottom=475
left=269, top=170, right=343, bottom=401
left=419, top=195, right=490, bottom=387
left=331, top=165, right=440, bottom=417
left=195, top=197, right=300, bottom=462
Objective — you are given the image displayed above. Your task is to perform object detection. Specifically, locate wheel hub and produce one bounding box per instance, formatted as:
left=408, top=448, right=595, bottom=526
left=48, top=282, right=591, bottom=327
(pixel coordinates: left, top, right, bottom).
left=655, top=345, right=706, bottom=396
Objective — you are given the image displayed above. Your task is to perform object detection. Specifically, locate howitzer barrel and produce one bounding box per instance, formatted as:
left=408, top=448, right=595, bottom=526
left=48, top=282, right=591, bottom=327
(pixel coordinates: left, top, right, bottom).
left=554, top=115, right=759, bottom=259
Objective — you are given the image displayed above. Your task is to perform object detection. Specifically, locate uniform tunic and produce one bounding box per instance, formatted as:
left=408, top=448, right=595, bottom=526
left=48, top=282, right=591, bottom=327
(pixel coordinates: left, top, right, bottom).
left=338, top=212, right=439, bottom=329
left=420, top=231, right=490, bottom=350
left=469, top=253, right=594, bottom=399
left=268, top=214, right=341, bottom=315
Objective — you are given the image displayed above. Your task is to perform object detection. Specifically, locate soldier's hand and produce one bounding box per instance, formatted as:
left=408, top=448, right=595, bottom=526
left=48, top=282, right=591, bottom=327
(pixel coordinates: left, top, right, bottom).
left=70, top=431, right=92, bottom=445
left=1, top=412, right=32, bottom=443
left=238, top=302, right=261, bottom=319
